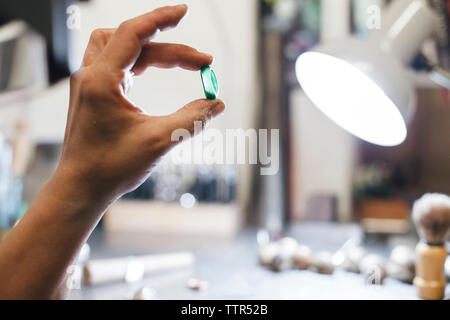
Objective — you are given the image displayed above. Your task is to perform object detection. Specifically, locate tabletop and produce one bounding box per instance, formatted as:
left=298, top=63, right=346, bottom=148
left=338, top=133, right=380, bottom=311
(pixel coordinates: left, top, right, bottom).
left=68, top=222, right=449, bottom=300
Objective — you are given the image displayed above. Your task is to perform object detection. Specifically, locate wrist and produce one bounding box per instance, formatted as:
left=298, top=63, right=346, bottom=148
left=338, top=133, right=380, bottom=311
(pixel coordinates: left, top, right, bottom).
left=43, top=165, right=115, bottom=219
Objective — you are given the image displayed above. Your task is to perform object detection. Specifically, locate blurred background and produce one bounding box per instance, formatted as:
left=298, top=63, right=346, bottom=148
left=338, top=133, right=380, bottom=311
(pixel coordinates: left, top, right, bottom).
left=0, top=0, right=449, bottom=299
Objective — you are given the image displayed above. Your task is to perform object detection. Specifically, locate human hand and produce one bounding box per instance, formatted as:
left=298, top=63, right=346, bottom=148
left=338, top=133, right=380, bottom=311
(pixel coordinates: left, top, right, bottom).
left=52, top=5, right=225, bottom=209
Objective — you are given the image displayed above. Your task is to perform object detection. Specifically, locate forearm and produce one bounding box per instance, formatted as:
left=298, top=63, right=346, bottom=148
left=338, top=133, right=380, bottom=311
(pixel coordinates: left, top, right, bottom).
left=0, top=172, right=109, bottom=299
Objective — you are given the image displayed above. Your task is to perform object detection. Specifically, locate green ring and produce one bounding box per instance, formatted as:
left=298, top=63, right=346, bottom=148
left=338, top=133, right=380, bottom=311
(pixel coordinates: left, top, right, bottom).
left=201, top=66, right=219, bottom=100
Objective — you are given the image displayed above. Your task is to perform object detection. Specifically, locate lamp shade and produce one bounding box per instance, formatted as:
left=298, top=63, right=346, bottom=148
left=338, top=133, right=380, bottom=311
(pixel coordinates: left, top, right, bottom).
left=296, top=38, right=414, bottom=146
left=296, top=0, right=436, bottom=146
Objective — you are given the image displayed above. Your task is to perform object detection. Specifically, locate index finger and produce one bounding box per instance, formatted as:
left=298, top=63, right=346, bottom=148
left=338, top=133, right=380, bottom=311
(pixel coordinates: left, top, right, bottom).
left=131, top=42, right=213, bottom=75
left=101, top=5, right=189, bottom=71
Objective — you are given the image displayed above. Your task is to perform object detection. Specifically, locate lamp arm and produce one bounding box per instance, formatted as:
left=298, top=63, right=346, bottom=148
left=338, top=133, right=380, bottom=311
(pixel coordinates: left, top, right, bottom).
left=372, top=0, right=437, bottom=65
left=429, top=66, right=450, bottom=90
left=411, top=54, right=450, bottom=90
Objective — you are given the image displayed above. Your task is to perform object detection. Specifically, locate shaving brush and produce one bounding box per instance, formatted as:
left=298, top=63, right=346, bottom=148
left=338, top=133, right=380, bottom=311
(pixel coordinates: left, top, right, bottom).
left=412, top=193, right=450, bottom=300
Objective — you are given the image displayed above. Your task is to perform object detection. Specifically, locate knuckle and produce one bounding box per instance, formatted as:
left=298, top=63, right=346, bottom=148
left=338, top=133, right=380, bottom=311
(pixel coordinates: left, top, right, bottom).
left=74, top=69, right=101, bottom=100
left=118, top=20, right=134, bottom=33
left=91, top=29, right=109, bottom=42
left=147, top=21, right=158, bottom=34
left=117, top=21, right=143, bottom=44
left=90, top=29, right=102, bottom=40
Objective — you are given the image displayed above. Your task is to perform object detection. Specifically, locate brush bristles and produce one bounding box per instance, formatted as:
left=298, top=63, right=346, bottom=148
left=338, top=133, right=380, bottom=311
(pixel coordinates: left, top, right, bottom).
left=412, top=193, right=450, bottom=245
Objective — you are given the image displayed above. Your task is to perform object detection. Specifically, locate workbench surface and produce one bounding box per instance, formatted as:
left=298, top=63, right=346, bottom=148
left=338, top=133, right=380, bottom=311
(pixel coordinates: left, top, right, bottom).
left=69, top=223, right=449, bottom=300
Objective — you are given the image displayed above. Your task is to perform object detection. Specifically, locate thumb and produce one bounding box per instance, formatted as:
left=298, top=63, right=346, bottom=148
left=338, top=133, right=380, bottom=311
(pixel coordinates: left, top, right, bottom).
left=140, top=99, right=225, bottom=160
left=160, top=99, right=225, bottom=138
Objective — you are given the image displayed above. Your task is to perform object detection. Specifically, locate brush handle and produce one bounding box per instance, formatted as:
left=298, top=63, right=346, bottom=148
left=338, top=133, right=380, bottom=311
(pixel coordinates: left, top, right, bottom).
left=413, top=242, right=447, bottom=300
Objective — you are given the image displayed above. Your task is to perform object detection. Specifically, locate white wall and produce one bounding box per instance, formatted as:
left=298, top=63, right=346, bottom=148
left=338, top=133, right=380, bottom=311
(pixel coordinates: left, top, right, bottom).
left=1, top=0, right=258, bottom=142
left=290, top=89, right=356, bottom=222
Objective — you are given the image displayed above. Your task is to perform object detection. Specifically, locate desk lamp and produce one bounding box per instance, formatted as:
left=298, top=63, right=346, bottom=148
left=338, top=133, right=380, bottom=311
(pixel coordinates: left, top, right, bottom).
left=295, top=0, right=440, bottom=146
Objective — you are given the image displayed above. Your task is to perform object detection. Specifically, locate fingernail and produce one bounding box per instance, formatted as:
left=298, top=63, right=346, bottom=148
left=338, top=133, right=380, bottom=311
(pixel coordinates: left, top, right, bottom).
left=179, top=4, right=189, bottom=13
left=178, top=4, right=189, bottom=22
left=206, top=54, right=214, bottom=63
